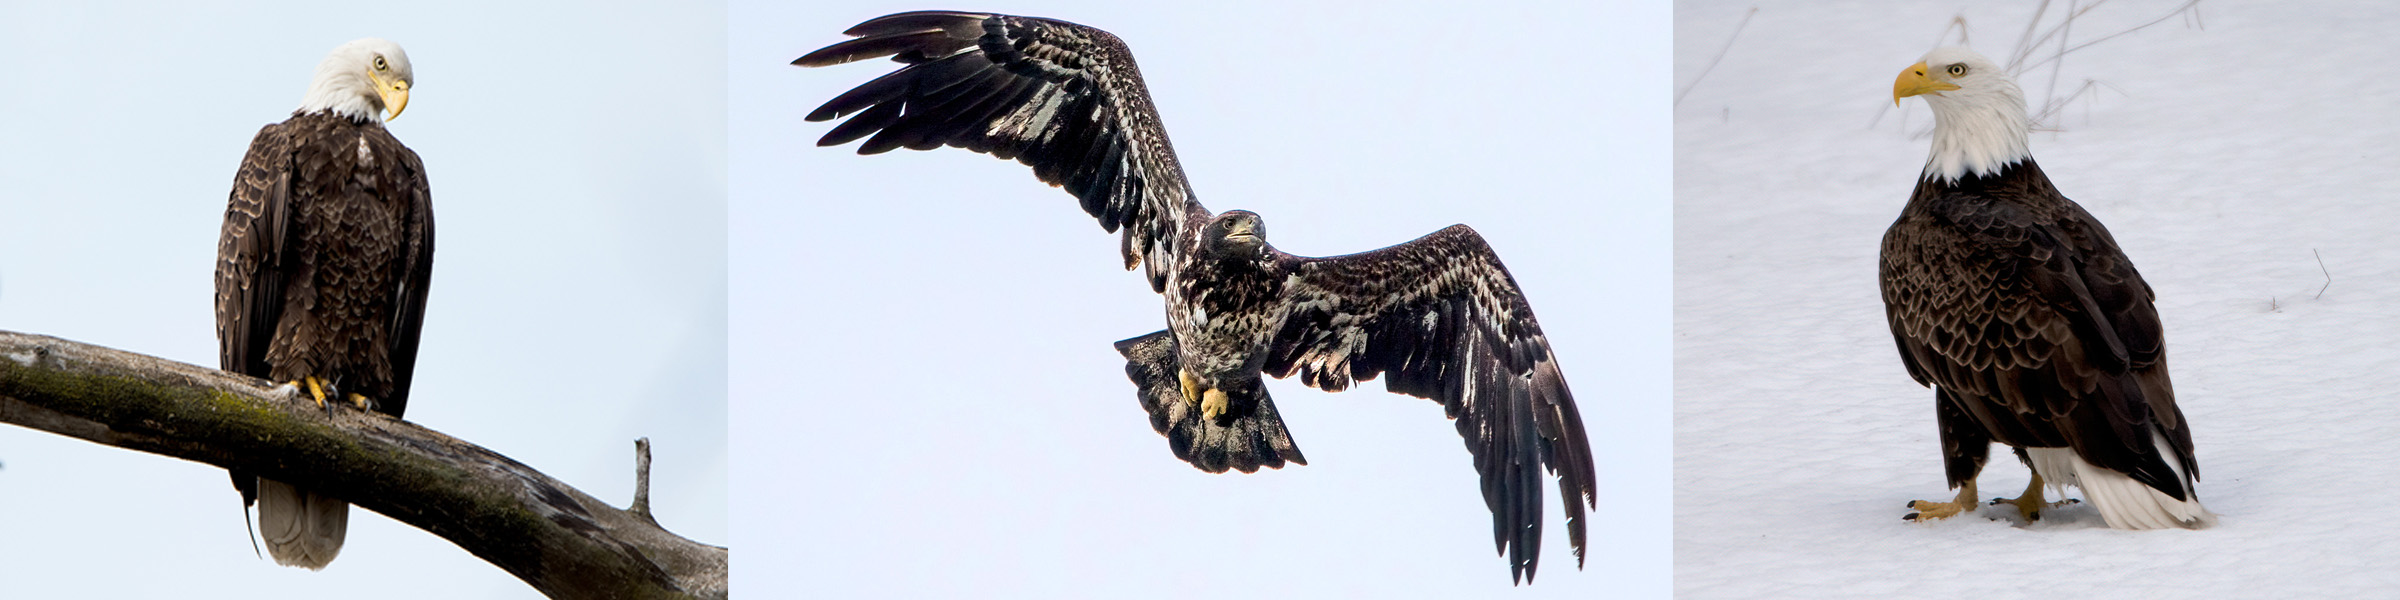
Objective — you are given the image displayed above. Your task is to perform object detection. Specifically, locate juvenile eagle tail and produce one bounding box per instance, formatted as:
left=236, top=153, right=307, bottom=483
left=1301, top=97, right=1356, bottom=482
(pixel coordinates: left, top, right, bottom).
left=1114, top=331, right=1307, bottom=473
left=2025, top=428, right=2214, bottom=530
left=254, top=477, right=350, bottom=569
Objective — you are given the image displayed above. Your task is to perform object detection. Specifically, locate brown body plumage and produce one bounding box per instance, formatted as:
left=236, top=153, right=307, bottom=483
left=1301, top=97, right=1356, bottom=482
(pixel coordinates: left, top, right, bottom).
left=216, top=105, right=433, bottom=567
left=1882, top=159, right=2195, bottom=500
left=1884, top=46, right=2206, bottom=530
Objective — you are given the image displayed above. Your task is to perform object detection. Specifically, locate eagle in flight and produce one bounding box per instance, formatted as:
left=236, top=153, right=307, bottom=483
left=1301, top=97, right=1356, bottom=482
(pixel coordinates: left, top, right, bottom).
left=215, top=37, right=433, bottom=568
left=797, top=11, right=1596, bottom=582
left=1885, top=47, right=2209, bottom=529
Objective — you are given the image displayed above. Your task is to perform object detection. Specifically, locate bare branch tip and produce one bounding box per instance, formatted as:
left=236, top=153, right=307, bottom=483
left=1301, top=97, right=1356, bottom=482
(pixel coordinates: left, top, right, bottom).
left=631, top=437, right=656, bottom=522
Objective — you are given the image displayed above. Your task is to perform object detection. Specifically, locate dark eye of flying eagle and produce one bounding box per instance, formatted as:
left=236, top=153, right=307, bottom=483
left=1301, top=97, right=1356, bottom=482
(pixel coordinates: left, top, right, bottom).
left=795, top=10, right=1600, bottom=585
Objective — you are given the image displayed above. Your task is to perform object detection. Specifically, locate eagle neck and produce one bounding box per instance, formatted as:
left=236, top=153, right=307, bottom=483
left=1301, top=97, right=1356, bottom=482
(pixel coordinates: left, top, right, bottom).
left=1909, top=159, right=2064, bottom=213
left=296, top=62, right=386, bottom=125
left=1920, top=80, right=2030, bottom=184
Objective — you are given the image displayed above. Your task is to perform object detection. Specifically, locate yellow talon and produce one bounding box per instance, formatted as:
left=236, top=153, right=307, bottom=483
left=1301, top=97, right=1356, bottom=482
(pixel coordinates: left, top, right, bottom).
left=347, top=393, right=374, bottom=411
left=302, top=377, right=329, bottom=409
left=1200, top=388, right=1229, bottom=421
left=1989, top=473, right=2076, bottom=522
left=1178, top=370, right=1201, bottom=406
left=1904, top=479, right=1978, bottom=522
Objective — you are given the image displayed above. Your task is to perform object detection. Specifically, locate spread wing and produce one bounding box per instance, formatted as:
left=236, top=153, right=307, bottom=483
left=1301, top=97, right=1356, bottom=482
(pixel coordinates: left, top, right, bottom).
left=1261, top=225, right=1594, bottom=585
left=381, top=139, right=434, bottom=418
left=795, top=11, right=1206, bottom=291
left=1881, top=187, right=2194, bottom=497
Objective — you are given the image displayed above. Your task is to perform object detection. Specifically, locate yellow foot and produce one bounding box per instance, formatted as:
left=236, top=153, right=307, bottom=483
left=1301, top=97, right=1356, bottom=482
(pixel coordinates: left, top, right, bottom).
left=347, top=393, right=376, bottom=412
left=1178, top=370, right=1201, bottom=406
left=1904, top=479, right=1978, bottom=522
left=1988, top=473, right=2078, bottom=522
left=1200, top=388, right=1230, bottom=421
left=300, top=377, right=330, bottom=409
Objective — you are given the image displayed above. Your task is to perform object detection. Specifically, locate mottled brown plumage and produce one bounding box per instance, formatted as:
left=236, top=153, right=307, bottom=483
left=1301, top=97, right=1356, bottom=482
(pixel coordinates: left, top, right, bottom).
left=1885, top=47, right=2204, bottom=530
left=801, top=12, right=1596, bottom=582
left=216, top=107, right=433, bottom=567
left=1882, top=159, right=2194, bottom=500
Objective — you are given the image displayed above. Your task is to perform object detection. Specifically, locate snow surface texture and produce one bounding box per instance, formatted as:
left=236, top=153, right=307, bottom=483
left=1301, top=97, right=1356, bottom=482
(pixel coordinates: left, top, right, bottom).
left=1677, top=1, right=2400, bottom=597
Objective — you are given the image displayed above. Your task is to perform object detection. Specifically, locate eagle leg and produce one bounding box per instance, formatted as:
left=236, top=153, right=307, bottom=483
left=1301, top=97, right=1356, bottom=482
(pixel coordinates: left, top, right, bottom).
left=1177, top=369, right=1200, bottom=410
left=1988, top=473, right=2077, bottom=522
left=1180, top=367, right=1200, bottom=405
left=346, top=393, right=377, bottom=412
left=1904, top=479, right=1978, bottom=522
left=1174, top=368, right=1232, bottom=421
left=295, top=377, right=331, bottom=410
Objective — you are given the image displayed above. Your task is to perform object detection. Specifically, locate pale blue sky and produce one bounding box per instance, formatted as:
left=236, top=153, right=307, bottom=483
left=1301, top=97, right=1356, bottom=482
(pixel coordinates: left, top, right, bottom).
left=0, top=1, right=1672, bottom=596
left=0, top=1, right=726, bottom=597
left=731, top=1, right=1671, bottom=597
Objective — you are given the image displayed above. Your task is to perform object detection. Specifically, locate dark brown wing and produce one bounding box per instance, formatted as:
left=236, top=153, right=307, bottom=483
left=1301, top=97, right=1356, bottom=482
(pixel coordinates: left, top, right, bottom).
left=378, top=134, right=434, bottom=418
left=216, top=122, right=297, bottom=508
left=217, top=122, right=295, bottom=386
left=1881, top=162, right=2194, bottom=498
left=1261, top=225, right=1593, bottom=585
left=796, top=11, right=1206, bottom=291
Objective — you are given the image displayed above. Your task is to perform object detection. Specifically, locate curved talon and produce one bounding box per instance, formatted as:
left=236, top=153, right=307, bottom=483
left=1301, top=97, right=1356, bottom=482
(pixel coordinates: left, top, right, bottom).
left=1177, top=370, right=1201, bottom=407
left=1988, top=474, right=2066, bottom=522
left=1904, top=480, right=1978, bottom=523
left=347, top=393, right=376, bottom=412
left=302, top=376, right=330, bottom=409
left=1199, top=388, right=1230, bottom=421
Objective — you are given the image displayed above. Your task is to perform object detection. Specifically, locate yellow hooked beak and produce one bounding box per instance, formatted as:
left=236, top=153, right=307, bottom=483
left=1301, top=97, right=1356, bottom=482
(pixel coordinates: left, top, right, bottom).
left=1893, top=61, right=1959, bottom=105
left=370, top=70, right=411, bottom=121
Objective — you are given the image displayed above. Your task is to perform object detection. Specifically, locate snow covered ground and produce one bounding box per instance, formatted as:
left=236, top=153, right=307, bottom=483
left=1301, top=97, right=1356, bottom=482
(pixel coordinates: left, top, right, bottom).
left=1676, top=1, right=2400, bottom=596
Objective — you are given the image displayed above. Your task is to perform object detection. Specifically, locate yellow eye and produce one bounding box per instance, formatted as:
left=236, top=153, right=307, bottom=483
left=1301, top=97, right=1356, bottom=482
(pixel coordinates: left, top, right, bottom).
left=1945, top=64, right=1966, bottom=76
left=373, top=56, right=388, bottom=70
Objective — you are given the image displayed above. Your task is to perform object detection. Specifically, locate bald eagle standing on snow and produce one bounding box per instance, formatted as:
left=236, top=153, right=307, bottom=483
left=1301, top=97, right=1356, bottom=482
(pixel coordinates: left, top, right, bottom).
left=1884, top=47, right=2209, bottom=530
left=796, top=11, right=1596, bottom=583
left=216, top=37, right=432, bottom=568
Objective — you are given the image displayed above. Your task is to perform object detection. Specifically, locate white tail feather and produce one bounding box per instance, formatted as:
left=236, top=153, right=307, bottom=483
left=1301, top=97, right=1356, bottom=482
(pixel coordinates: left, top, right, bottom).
left=2024, top=431, right=2213, bottom=530
left=255, top=477, right=349, bottom=569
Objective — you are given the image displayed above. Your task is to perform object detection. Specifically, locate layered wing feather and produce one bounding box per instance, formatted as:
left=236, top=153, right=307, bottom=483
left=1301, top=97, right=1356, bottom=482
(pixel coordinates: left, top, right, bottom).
left=1260, top=225, right=1594, bottom=585
left=1881, top=162, right=2195, bottom=499
left=797, top=11, right=1204, bottom=290
left=217, top=122, right=296, bottom=393
left=382, top=141, right=434, bottom=418
left=217, top=122, right=298, bottom=509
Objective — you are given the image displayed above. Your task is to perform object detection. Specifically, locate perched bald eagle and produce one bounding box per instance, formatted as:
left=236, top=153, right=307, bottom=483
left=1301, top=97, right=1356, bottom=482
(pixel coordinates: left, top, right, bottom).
left=1884, top=47, right=2208, bottom=530
left=796, top=12, right=1594, bottom=583
left=215, top=37, right=432, bottom=569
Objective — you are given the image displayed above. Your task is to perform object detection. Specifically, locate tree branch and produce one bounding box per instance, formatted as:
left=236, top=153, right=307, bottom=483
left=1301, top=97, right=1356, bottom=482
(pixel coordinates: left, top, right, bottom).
left=0, top=330, right=726, bottom=600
